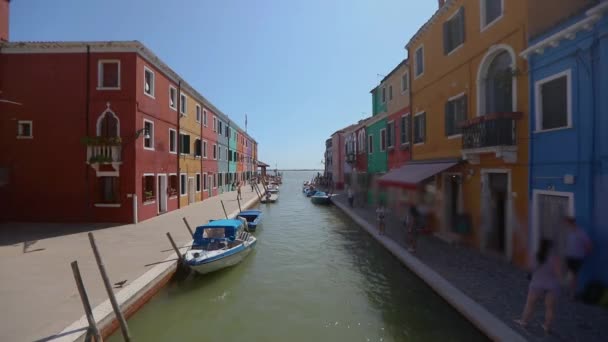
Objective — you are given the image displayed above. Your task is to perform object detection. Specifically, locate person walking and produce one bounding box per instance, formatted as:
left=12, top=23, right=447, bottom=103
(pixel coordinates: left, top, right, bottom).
left=347, top=187, right=354, bottom=208
left=376, top=202, right=387, bottom=236
left=237, top=181, right=242, bottom=200
left=515, top=239, right=562, bottom=334
left=564, top=216, right=592, bottom=299
left=405, top=202, right=421, bottom=253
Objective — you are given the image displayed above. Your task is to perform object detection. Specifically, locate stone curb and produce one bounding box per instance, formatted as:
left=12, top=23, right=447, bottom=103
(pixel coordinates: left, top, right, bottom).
left=54, top=195, right=260, bottom=342
left=332, top=196, right=526, bottom=342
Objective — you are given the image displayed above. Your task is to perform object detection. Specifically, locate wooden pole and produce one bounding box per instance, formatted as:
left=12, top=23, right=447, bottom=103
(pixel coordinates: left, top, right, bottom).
left=220, top=200, right=229, bottom=219
left=166, top=232, right=184, bottom=263
left=237, top=198, right=243, bottom=213
left=88, top=232, right=131, bottom=342
left=182, top=217, right=194, bottom=238
left=71, top=261, right=102, bottom=342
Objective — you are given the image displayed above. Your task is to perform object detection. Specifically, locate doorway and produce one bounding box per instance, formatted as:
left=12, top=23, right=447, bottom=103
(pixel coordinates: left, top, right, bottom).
left=157, top=174, right=167, bottom=213
left=533, top=190, right=574, bottom=258
left=443, top=173, right=462, bottom=233
left=481, top=170, right=512, bottom=258
left=188, top=177, right=195, bottom=204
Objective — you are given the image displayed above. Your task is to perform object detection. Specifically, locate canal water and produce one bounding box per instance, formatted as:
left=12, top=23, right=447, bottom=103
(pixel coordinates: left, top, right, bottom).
left=108, top=171, right=488, bottom=342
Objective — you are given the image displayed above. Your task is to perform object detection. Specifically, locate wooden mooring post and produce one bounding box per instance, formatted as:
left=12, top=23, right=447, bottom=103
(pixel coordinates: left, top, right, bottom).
left=166, top=232, right=184, bottom=264
left=182, top=217, right=194, bottom=238
left=237, top=198, right=243, bottom=213
left=71, top=260, right=102, bottom=342
left=220, top=200, right=229, bottom=219
left=88, top=232, right=131, bottom=342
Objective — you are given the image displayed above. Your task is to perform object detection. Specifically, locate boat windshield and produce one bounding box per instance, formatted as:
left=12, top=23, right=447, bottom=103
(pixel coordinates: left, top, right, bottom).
left=202, top=228, right=226, bottom=239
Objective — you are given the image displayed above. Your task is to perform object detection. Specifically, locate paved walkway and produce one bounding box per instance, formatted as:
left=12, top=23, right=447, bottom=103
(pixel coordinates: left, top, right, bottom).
left=332, top=192, right=608, bottom=342
left=0, top=187, right=259, bottom=342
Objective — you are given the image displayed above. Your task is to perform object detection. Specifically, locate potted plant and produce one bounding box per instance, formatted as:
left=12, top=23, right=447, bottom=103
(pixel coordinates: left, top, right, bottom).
left=144, top=191, right=154, bottom=202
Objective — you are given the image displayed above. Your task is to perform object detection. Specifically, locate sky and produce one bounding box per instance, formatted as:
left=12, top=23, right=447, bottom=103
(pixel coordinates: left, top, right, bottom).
left=10, top=0, right=437, bottom=169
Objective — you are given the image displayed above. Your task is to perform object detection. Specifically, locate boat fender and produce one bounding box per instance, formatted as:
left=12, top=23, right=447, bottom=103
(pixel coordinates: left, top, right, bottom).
left=193, top=252, right=200, bottom=258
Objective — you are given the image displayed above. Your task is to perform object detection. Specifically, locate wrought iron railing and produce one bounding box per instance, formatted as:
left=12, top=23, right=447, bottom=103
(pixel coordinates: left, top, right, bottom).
left=461, top=113, right=521, bottom=150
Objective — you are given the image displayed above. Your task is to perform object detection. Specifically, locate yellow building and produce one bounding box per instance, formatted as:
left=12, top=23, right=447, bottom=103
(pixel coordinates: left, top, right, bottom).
left=406, top=0, right=529, bottom=265
left=178, top=90, right=203, bottom=207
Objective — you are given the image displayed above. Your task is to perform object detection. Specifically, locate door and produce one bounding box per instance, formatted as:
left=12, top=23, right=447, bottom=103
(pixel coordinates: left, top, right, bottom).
left=537, top=194, right=570, bottom=258
left=488, top=173, right=508, bottom=254
left=188, top=177, right=195, bottom=204
left=158, top=175, right=167, bottom=213
left=208, top=175, right=212, bottom=197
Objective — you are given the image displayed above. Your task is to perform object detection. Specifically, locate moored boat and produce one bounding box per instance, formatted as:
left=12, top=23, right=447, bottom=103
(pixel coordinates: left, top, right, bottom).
left=184, top=218, right=257, bottom=274
left=237, top=210, right=263, bottom=231
left=311, top=191, right=332, bottom=205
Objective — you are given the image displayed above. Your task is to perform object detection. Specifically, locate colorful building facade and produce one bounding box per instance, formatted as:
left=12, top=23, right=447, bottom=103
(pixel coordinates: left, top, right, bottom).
left=523, top=1, right=608, bottom=286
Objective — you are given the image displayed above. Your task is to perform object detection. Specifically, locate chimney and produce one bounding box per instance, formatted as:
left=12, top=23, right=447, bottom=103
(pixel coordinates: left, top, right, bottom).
left=438, top=0, right=447, bottom=8
left=0, top=0, right=9, bottom=42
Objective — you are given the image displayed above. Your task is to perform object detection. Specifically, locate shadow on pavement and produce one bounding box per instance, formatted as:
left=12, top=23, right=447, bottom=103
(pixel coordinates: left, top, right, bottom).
left=0, top=222, right=122, bottom=247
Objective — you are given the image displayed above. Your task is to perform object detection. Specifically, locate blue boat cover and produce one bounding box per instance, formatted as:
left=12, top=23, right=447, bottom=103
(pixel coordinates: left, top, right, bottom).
left=239, top=210, right=262, bottom=215
left=313, top=192, right=327, bottom=197
left=193, top=219, right=243, bottom=246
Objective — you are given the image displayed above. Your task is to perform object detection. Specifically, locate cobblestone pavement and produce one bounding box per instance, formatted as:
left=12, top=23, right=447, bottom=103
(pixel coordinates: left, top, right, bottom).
left=332, top=192, right=608, bottom=342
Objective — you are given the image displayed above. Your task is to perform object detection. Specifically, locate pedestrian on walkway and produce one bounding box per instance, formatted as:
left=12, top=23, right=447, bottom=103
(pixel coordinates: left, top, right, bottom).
left=564, top=216, right=592, bottom=299
left=376, top=202, right=387, bottom=235
left=515, top=239, right=562, bottom=334
left=347, top=187, right=354, bottom=208
left=237, top=181, right=243, bottom=200
left=405, top=202, right=421, bottom=253
left=250, top=179, right=255, bottom=192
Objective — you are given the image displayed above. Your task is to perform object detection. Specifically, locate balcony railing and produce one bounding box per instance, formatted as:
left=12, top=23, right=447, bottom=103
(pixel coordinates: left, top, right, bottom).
left=87, top=144, right=122, bottom=164
left=461, top=112, right=522, bottom=150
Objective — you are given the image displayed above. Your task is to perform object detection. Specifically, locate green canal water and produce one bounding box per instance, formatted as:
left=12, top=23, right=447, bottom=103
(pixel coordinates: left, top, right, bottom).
left=108, top=171, right=488, bottom=342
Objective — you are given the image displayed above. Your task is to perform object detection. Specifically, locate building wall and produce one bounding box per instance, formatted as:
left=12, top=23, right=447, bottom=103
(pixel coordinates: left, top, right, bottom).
left=228, top=123, right=237, bottom=179
left=213, top=111, right=228, bottom=194
left=178, top=91, right=202, bottom=207
left=384, top=61, right=411, bottom=170
left=366, top=118, right=388, bottom=174
left=385, top=61, right=410, bottom=115
left=331, top=132, right=344, bottom=188
left=237, top=129, right=244, bottom=180
left=371, top=87, right=387, bottom=116
left=386, top=109, right=412, bottom=170
left=0, top=0, right=9, bottom=42
left=528, top=0, right=594, bottom=39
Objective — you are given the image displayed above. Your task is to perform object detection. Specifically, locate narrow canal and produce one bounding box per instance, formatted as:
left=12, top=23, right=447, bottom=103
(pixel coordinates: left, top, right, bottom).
left=109, top=171, right=488, bottom=342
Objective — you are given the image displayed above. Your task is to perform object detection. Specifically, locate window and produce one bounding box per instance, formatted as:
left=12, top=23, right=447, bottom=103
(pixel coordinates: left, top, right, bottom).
left=445, top=94, right=467, bottom=137
left=169, top=175, right=178, bottom=197
left=98, top=60, right=120, bottom=89
left=180, top=133, right=190, bottom=155
left=389, top=85, right=393, bottom=101
left=218, top=121, right=223, bottom=135
left=180, top=174, right=187, bottom=196
left=481, top=0, right=503, bottom=30
left=169, top=86, right=177, bottom=110
left=196, top=104, right=201, bottom=123
left=229, top=150, right=233, bottom=162
left=213, top=144, right=217, bottom=160
left=380, top=129, right=387, bottom=151
left=415, top=46, right=424, bottom=78
left=386, top=122, right=394, bottom=148
left=98, top=177, right=120, bottom=204
left=144, top=67, right=154, bottom=97
left=143, top=174, right=155, bottom=203
left=203, top=140, right=208, bottom=158
left=536, top=71, right=571, bottom=131
left=401, top=72, right=409, bottom=93
left=368, top=135, right=373, bottom=154
left=219, top=173, right=223, bottom=187
left=444, top=7, right=465, bottom=54
left=17, top=120, right=33, bottom=139
left=213, top=173, right=217, bottom=188
left=414, top=112, right=426, bottom=144
left=381, top=87, right=386, bottom=103
left=226, top=126, right=230, bottom=138
left=226, top=148, right=229, bottom=161
left=213, top=116, right=217, bottom=132
left=169, top=129, right=177, bottom=153
left=180, top=93, right=187, bottom=115
left=203, top=173, right=208, bottom=190
left=483, top=50, right=513, bottom=114
left=143, top=120, right=154, bottom=150
left=196, top=174, right=201, bottom=192
left=194, top=139, right=202, bottom=157
left=203, top=109, right=208, bottom=126
left=400, top=115, right=410, bottom=144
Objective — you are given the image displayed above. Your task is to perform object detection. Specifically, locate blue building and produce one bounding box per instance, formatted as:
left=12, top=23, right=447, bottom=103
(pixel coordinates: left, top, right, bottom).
left=523, top=1, right=608, bottom=288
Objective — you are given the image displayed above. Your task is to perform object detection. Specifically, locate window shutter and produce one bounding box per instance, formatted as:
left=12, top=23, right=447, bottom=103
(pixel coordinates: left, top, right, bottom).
left=459, top=7, right=466, bottom=44
left=461, top=95, right=468, bottom=126
left=445, top=102, right=451, bottom=136
left=443, top=21, right=449, bottom=55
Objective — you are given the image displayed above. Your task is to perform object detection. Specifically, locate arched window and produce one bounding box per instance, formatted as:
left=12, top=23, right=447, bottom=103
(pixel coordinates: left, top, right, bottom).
left=477, top=45, right=517, bottom=116
left=96, top=108, right=120, bottom=137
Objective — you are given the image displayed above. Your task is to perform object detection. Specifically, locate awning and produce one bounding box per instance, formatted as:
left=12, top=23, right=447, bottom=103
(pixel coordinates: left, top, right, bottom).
left=378, top=161, right=458, bottom=189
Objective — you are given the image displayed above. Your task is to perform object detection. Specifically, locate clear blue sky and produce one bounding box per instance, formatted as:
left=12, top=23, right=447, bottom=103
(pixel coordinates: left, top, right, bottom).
left=10, top=0, right=436, bottom=169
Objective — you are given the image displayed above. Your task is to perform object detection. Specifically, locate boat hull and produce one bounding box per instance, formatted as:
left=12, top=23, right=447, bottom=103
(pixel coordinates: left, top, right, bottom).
left=311, top=196, right=331, bottom=205
left=186, top=239, right=257, bottom=274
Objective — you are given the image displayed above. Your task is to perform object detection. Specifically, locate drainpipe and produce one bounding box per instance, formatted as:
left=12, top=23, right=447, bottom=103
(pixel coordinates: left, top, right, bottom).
left=177, top=80, right=181, bottom=209
left=85, top=45, right=92, bottom=219
left=527, top=54, right=535, bottom=256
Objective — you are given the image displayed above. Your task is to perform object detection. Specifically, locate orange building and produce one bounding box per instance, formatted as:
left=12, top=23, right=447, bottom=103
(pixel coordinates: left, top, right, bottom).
left=406, top=0, right=529, bottom=265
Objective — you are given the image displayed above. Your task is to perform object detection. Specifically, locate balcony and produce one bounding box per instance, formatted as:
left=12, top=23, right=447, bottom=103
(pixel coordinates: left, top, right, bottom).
left=461, top=112, right=522, bottom=164
left=83, top=136, right=122, bottom=176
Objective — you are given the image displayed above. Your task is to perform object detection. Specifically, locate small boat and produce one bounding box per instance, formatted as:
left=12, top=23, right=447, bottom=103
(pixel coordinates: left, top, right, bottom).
left=306, top=188, right=318, bottom=197
left=311, top=191, right=332, bottom=205
left=237, top=210, right=263, bottom=231
left=260, top=193, right=279, bottom=203
left=267, top=183, right=279, bottom=193
left=184, top=218, right=256, bottom=274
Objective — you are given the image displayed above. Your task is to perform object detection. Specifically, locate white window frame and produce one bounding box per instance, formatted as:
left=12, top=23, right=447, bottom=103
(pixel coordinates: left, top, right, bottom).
left=180, top=174, right=187, bottom=196
left=414, top=111, right=426, bottom=146
left=196, top=173, right=201, bottom=192
left=180, top=93, right=187, bottom=115
left=414, top=45, right=425, bottom=79
left=195, top=104, right=201, bottom=123
left=445, top=8, right=465, bottom=56
left=168, top=173, right=178, bottom=198
left=480, top=0, right=504, bottom=32
left=203, top=172, right=208, bottom=190
left=143, top=66, right=155, bottom=98
left=179, top=132, right=190, bottom=156
left=213, top=144, right=217, bottom=160
left=476, top=44, right=517, bottom=116
left=401, top=113, right=410, bottom=146
left=97, top=59, right=121, bottom=90
left=17, top=120, right=33, bottom=139
left=446, top=92, right=466, bottom=139
left=368, top=134, right=373, bottom=154
left=401, top=71, right=409, bottom=94
left=142, top=173, right=156, bottom=204
left=203, top=140, right=208, bottom=159
left=380, top=128, right=387, bottom=152
left=531, top=189, right=575, bottom=256
left=203, top=109, right=208, bottom=127
left=143, top=119, right=155, bottom=151
left=168, top=128, right=177, bottom=154
left=386, top=121, right=395, bottom=148
left=534, top=69, right=572, bottom=133
left=169, top=86, right=177, bottom=110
